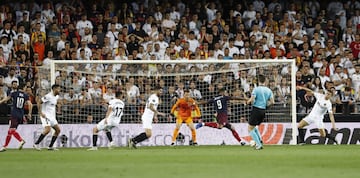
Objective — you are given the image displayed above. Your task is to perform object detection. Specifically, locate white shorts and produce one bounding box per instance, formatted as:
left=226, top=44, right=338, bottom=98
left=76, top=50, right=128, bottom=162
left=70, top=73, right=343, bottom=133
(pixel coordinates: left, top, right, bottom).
left=141, top=115, right=153, bottom=129
left=303, top=116, right=325, bottom=129
left=96, top=119, right=118, bottom=131
left=40, top=117, right=58, bottom=127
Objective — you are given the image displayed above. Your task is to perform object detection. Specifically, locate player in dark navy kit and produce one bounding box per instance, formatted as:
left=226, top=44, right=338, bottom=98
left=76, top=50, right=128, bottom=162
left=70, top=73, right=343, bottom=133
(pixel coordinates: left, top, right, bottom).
left=0, top=82, right=32, bottom=152
left=196, top=88, right=244, bottom=143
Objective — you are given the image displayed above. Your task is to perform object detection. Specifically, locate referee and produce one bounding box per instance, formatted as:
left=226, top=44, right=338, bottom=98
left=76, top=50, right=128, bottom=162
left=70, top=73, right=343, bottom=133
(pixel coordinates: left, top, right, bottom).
left=246, top=75, right=274, bottom=150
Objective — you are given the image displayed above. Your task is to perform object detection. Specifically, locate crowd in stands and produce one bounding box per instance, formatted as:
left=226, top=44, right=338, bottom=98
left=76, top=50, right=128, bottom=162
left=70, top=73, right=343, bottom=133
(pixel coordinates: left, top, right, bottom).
left=1, top=0, right=360, bottom=123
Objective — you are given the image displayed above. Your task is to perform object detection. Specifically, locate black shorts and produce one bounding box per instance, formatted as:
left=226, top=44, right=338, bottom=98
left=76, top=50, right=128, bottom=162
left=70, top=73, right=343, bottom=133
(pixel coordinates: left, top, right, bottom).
left=248, top=107, right=266, bottom=126
left=10, top=116, right=22, bottom=129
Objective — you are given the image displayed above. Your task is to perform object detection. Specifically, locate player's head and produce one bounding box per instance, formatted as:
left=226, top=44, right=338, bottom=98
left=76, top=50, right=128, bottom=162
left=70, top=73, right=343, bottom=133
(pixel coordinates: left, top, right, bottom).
left=115, top=90, right=122, bottom=98
left=11, top=81, right=18, bottom=89
left=52, top=84, right=61, bottom=95
left=325, top=88, right=334, bottom=100
left=183, top=89, right=190, bottom=98
left=219, top=88, right=226, bottom=95
left=153, top=86, right=163, bottom=96
left=258, top=74, right=266, bottom=84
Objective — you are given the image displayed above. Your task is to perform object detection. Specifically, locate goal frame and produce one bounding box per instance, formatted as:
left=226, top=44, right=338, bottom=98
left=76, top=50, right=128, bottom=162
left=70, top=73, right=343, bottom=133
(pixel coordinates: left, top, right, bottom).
left=50, top=59, right=297, bottom=145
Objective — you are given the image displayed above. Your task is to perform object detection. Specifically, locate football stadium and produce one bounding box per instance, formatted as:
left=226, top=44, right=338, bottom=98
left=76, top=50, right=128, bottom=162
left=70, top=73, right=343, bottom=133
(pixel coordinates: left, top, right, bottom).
left=0, top=0, right=359, bottom=177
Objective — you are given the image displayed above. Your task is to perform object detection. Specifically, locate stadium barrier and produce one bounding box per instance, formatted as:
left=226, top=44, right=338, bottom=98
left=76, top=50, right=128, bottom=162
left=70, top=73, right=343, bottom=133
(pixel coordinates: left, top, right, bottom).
left=0, top=123, right=358, bottom=148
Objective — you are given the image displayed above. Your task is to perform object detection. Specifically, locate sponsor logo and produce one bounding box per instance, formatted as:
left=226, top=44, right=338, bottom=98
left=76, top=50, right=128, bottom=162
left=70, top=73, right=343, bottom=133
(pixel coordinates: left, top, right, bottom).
left=242, top=123, right=284, bottom=144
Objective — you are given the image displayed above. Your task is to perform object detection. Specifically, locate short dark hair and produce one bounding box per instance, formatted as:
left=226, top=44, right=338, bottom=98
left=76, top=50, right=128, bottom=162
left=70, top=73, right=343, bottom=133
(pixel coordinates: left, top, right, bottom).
left=219, top=88, right=226, bottom=93
left=258, top=75, right=266, bottom=83
left=153, top=85, right=162, bottom=91
left=52, top=84, right=60, bottom=90
left=115, top=91, right=122, bottom=97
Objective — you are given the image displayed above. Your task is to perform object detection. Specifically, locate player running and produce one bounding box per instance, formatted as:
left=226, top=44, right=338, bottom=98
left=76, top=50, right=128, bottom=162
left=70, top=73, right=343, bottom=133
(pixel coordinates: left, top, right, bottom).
left=0, top=82, right=32, bottom=152
left=88, top=91, right=125, bottom=150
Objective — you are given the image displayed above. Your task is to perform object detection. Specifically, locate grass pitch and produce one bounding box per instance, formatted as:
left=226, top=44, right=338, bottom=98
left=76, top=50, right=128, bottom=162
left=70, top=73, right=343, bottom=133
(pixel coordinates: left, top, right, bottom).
left=0, top=145, right=358, bottom=178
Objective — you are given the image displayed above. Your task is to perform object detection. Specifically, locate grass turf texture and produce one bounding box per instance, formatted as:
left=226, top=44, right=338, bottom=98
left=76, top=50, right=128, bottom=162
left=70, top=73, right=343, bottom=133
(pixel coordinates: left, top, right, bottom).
left=0, top=145, right=358, bottom=178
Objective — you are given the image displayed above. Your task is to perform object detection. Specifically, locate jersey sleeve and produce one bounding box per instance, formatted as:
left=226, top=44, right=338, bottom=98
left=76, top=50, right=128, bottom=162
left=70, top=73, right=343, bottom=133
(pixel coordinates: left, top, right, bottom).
left=41, top=94, right=49, bottom=103
left=207, top=98, right=214, bottom=105
left=269, top=89, right=274, bottom=99
left=171, top=99, right=182, bottom=114
left=108, top=100, right=115, bottom=109
left=149, top=95, right=158, bottom=105
left=327, top=101, right=333, bottom=113
left=251, top=88, right=257, bottom=97
left=24, top=93, right=29, bottom=101
left=313, top=92, right=321, bottom=99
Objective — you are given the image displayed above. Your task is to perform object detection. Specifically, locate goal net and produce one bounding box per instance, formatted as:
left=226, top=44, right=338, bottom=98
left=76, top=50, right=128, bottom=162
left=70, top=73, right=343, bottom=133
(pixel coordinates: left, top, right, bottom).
left=39, top=59, right=296, bottom=145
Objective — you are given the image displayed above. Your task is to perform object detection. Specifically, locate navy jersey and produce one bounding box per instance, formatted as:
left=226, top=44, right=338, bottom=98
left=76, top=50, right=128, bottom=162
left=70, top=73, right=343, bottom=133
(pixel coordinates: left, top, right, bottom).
left=208, top=95, right=230, bottom=114
left=10, top=91, right=29, bottom=119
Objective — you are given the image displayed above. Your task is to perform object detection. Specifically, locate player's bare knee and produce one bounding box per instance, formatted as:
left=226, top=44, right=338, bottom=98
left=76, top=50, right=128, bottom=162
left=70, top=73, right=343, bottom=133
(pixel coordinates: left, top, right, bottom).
left=146, top=132, right=152, bottom=138
left=55, top=128, right=61, bottom=135
left=319, top=130, right=326, bottom=137
left=44, top=127, right=51, bottom=134
left=93, top=127, right=98, bottom=134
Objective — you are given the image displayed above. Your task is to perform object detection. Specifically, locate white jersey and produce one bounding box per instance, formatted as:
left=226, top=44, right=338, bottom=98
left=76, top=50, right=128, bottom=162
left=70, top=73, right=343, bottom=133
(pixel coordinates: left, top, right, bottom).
left=143, top=94, right=159, bottom=118
left=41, top=92, right=59, bottom=120
left=107, top=98, right=125, bottom=123
left=141, top=93, right=160, bottom=129
left=308, top=92, right=332, bottom=120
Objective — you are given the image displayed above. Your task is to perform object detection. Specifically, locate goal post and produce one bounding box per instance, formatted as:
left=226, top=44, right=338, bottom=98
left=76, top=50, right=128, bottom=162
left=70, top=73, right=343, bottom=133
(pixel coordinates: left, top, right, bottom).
left=44, top=59, right=297, bottom=145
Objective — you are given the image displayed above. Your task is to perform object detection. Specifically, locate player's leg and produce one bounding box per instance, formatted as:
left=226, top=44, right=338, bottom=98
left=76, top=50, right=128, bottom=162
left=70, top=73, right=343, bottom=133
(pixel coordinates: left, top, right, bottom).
left=48, top=123, right=61, bottom=150
left=224, top=123, right=242, bottom=142
left=88, top=120, right=104, bottom=150
left=129, top=117, right=152, bottom=148
left=34, top=126, right=51, bottom=144
left=196, top=116, right=219, bottom=129
left=34, top=117, right=54, bottom=150
left=297, top=119, right=309, bottom=144
left=105, top=121, right=117, bottom=149
left=186, top=118, right=197, bottom=145
left=171, top=117, right=183, bottom=145
left=248, top=109, right=263, bottom=149
left=1, top=118, right=18, bottom=151
left=317, top=120, right=338, bottom=144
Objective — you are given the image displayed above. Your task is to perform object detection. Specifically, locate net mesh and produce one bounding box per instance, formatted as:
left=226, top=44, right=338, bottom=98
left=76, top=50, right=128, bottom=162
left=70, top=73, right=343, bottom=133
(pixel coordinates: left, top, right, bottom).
left=38, top=60, right=294, bottom=125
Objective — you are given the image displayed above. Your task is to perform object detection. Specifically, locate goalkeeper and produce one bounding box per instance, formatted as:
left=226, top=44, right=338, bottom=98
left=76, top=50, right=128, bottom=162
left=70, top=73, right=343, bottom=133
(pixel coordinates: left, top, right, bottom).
left=170, top=89, right=199, bottom=146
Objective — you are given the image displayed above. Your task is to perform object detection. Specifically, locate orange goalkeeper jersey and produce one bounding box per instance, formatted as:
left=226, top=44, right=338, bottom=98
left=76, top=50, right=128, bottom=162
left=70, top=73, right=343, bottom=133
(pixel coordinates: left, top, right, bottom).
left=171, top=98, right=196, bottom=118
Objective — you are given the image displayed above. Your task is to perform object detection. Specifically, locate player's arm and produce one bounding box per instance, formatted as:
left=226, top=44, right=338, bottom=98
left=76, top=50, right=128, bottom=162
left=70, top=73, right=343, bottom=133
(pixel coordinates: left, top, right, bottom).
left=296, top=86, right=314, bottom=95
left=246, top=95, right=255, bottom=105
left=104, top=106, right=113, bottom=124
left=0, top=95, right=11, bottom=104
left=150, top=103, right=166, bottom=116
left=329, top=112, right=337, bottom=130
left=26, top=100, right=33, bottom=120
left=170, top=100, right=179, bottom=115
left=267, top=95, right=275, bottom=107
left=37, top=96, right=46, bottom=118
left=229, top=96, right=247, bottom=103
left=196, top=100, right=208, bottom=105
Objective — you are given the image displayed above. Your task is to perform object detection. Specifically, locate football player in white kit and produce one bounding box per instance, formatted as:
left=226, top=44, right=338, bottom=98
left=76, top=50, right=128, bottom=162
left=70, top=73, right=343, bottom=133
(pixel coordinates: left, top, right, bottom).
left=33, top=84, right=61, bottom=151
left=296, top=86, right=338, bottom=145
left=128, top=86, right=166, bottom=148
left=88, top=91, right=125, bottom=150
